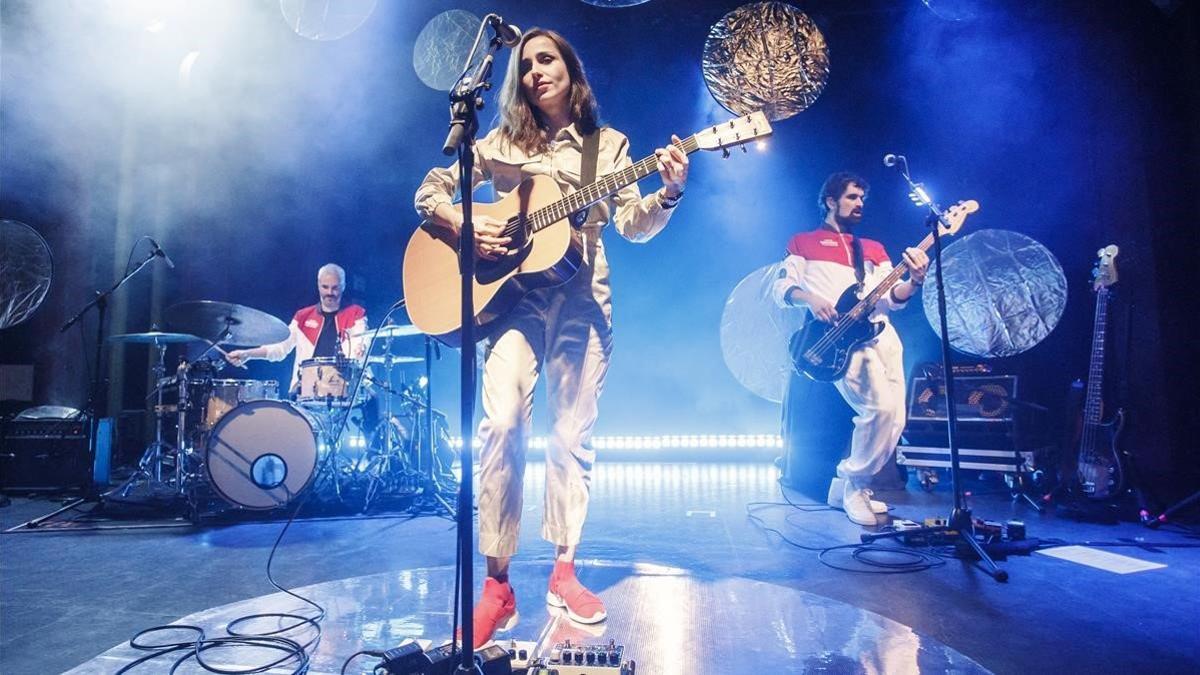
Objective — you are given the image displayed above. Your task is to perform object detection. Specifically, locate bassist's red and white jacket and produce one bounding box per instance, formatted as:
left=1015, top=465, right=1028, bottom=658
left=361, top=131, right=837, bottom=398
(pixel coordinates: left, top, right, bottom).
left=261, top=304, right=368, bottom=391
left=770, top=228, right=908, bottom=324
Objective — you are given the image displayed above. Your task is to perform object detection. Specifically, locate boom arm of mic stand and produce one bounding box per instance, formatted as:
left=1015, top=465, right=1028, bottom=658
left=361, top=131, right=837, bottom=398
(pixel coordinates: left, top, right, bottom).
left=60, top=249, right=159, bottom=333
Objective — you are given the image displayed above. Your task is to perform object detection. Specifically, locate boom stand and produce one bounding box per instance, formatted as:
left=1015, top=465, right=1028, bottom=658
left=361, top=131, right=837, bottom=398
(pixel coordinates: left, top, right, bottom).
left=24, top=248, right=164, bottom=529
left=441, top=17, right=509, bottom=674
left=861, top=159, right=1008, bottom=582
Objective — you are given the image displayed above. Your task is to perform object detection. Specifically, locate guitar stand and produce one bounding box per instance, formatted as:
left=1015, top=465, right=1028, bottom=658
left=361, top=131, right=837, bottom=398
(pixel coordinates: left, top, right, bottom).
left=1144, top=488, right=1200, bottom=529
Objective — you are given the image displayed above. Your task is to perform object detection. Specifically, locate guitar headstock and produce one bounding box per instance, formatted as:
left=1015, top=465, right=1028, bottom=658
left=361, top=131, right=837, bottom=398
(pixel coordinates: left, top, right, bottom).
left=692, top=111, right=773, bottom=153
left=936, top=199, right=979, bottom=237
left=1093, top=244, right=1119, bottom=290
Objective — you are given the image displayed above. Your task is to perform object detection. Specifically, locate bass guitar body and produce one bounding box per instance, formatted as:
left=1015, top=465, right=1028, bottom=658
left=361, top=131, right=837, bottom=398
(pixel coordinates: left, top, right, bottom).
left=1073, top=409, right=1126, bottom=501
left=402, top=175, right=583, bottom=347
left=789, top=284, right=884, bottom=382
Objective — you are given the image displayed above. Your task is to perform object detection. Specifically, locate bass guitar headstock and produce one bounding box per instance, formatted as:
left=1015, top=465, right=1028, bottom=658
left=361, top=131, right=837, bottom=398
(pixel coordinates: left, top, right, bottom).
left=936, top=200, right=979, bottom=238
left=1093, top=244, right=1119, bottom=291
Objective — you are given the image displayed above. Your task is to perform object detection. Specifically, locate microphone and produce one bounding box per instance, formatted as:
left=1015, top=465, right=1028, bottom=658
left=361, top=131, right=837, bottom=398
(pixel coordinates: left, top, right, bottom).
left=883, top=153, right=901, bottom=168
left=150, top=239, right=175, bottom=269
left=487, top=14, right=522, bottom=47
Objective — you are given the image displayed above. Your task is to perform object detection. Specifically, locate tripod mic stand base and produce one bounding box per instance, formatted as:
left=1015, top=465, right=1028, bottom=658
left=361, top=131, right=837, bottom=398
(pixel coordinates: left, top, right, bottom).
left=861, top=509, right=1009, bottom=583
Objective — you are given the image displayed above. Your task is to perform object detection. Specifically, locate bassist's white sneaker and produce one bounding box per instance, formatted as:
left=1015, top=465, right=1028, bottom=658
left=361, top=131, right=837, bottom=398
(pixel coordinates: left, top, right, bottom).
left=827, top=477, right=887, bottom=514
left=843, top=484, right=882, bottom=526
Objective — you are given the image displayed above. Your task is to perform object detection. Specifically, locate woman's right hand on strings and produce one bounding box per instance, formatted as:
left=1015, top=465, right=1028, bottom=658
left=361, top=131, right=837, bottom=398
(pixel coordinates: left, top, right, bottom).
left=469, top=214, right=512, bottom=261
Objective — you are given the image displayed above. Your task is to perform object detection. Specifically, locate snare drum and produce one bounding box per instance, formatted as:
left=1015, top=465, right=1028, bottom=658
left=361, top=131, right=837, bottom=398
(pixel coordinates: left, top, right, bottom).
left=205, top=400, right=321, bottom=509
left=196, top=379, right=279, bottom=430
left=297, top=357, right=361, bottom=406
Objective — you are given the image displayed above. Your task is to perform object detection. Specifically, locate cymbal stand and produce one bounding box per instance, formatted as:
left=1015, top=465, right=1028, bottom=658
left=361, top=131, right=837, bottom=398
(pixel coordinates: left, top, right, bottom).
left=174, top=359, right=192, bottom=496
left=116, top=342, right=175, bottom=496
left=360, top=361, right=418, bottom=512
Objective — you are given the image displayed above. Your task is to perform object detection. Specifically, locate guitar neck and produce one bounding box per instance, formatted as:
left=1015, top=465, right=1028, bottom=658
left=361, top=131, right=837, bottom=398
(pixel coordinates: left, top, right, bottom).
left=528, top=135, right=700, bottom=232
left=1083, top=287, right=1110, bottom=426
left=843, top=229, right=937, bottom=321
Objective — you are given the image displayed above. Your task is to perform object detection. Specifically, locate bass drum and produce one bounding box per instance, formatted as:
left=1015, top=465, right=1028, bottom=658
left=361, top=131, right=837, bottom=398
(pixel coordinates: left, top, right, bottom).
left=205, top=400, right=322, bottom=509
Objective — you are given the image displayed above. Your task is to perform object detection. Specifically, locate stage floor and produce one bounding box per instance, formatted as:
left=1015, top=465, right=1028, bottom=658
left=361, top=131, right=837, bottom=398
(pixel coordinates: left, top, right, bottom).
left=2, top=462, right=1198, bottom=673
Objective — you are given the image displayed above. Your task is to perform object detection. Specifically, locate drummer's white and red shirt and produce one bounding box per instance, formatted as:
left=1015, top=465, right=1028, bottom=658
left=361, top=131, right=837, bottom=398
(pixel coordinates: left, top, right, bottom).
left=261, top=304, right=367, bottom=390
left=770, top=228, right=907, bottom=322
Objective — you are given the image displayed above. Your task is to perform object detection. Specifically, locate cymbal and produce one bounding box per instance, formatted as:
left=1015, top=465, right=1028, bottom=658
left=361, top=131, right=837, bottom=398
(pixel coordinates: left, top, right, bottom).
left=166, top=300, right=290, bottom=347
left=366, top=355, right=424, bottom=364
left=350, top=324, right=424, bottom=339
left=108, top=331, right=204, bottom=345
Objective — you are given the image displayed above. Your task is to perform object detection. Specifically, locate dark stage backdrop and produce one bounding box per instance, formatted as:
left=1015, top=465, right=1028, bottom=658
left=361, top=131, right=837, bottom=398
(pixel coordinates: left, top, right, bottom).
left=2, top=0, right=1197, bottom=498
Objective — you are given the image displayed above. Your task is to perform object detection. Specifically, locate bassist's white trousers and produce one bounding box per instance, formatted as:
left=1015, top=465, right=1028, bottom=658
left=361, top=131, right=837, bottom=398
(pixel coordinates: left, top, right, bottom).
left=476, top=231, right=613, bottom=558
left=833, top=323, right=907, bottom=485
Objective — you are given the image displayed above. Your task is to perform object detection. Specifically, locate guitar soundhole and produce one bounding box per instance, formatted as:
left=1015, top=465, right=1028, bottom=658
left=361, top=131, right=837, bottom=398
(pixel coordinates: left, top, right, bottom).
left=507, top=214, right=529, bottom=251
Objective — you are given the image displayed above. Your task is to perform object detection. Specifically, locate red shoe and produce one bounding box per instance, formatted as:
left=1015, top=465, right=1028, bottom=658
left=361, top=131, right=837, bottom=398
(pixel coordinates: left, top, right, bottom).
left=463, top=577, right=518, bottom=649
left=545, top=560, right=607, bottom=624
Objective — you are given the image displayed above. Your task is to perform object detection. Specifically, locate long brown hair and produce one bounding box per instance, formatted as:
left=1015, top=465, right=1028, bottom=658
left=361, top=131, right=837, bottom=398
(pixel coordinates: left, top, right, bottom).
left=497, top=28, right=600, bottom=155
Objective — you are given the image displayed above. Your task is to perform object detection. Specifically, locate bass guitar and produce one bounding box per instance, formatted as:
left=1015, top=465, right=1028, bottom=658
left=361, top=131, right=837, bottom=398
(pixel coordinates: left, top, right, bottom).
left=1071, top=244, right=1125, bottom=500
left=402, top=111, right=773, bottom=346
left=789, top=200, right=979, bottom=381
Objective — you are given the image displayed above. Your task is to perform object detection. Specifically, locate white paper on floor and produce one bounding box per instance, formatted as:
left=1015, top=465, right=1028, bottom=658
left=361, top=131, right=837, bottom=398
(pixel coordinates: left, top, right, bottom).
left=1035, top=545, right=1167, bottom=574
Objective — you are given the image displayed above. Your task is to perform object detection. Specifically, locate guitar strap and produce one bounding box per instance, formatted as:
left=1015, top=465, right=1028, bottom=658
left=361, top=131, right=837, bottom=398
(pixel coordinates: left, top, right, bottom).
left=850, top=234, right=867, bottom=290
left=570, top=129, right=601, bottom=229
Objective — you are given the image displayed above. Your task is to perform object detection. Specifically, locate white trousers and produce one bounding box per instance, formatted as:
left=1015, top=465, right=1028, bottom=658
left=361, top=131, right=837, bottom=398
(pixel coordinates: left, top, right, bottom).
left=476, top=236, right=613, bottom=558
left=833, top=323, right=907, bottom=485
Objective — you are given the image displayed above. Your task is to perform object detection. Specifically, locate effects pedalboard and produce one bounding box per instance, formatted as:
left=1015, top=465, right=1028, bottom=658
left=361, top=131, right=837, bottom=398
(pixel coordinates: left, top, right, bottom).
left=377, top=638, right=633, bottom=675
left=526, top=639, right=634, bottom=675
left=890, top=517, right=1027, bottom=543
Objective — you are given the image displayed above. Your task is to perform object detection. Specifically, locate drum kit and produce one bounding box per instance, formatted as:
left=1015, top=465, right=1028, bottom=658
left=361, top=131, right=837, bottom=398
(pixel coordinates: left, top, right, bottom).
left=111, top=301, right=455, bottom=517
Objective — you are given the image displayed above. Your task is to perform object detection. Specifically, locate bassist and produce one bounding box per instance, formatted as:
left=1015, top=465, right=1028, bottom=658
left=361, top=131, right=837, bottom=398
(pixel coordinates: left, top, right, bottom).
left=772, top=172, right=928, bottom=525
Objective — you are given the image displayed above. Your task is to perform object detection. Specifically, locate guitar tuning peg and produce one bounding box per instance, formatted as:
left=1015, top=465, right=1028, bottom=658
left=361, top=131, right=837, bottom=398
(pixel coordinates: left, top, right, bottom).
left=741, top=145, right=747, bottom=153
left=721, top=148, right=731, bottom=159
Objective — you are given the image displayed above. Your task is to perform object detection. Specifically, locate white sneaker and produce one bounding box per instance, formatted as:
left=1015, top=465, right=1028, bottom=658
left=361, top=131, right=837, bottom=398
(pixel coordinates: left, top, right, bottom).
left=827, top=477, right=887, bottom=514
left=842, top=482, right=882, bottom=526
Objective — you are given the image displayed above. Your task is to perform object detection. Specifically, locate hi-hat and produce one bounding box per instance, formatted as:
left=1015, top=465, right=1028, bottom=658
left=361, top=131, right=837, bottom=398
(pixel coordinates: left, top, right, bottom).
left=166, top=301, right=289, bottom=347
left=108, top=331, right=204, bottom=345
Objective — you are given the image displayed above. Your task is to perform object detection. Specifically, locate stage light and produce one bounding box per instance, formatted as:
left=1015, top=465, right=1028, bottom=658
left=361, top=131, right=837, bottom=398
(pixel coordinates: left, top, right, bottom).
left=756, top=140, right=768, bottom=151
left=105, top=0, right=185, bottom=32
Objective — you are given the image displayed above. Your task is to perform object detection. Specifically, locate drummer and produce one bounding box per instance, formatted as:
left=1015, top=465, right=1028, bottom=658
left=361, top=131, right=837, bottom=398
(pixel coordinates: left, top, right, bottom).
left=226, top=264, right=367, bottom=393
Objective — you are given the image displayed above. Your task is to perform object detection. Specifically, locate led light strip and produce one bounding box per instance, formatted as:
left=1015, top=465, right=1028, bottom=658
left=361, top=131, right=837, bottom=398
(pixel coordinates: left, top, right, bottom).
left=448, top=434, right=784, bottom=450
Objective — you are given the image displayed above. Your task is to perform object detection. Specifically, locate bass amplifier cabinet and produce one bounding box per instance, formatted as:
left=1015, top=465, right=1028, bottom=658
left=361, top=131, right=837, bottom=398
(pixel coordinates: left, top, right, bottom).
left=0, top=417, right=111, bottom=491
left=899, top=375, right=1036, bottom=473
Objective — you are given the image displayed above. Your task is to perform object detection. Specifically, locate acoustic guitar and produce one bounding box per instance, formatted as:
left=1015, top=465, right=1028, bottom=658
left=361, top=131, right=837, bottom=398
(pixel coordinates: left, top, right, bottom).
left=403, top=111, right=773, bottom=346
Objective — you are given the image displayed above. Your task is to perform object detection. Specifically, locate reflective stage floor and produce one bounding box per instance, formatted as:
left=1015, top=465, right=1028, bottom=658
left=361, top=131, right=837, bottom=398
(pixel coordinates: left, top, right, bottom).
left=63, top=561, right=989, bottom=674
left=3, top=462, right=1198, bottom=673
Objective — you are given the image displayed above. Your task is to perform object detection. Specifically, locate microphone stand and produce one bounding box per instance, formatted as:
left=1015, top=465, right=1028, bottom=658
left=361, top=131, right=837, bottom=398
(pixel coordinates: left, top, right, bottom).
left=442, top=16, right=508, bottom=674
left=30, top=249, right=163, bottom=529
left=861, top=156, right=1008, bottom=582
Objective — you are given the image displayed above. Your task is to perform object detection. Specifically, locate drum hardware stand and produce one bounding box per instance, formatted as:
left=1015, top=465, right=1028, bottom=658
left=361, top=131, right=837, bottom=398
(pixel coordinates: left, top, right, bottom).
left=116, top=342, right=177, bottom=497
left=862, top=155, right=1009, bottom=582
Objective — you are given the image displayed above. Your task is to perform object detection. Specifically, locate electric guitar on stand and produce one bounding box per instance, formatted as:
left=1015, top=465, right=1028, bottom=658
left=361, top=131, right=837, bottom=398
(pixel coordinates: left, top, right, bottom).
left=1070, top=245, right=1126, bottom=501
left=402, top=111, right=774, bottom=346
left=789, top=200, right=979, bottom=382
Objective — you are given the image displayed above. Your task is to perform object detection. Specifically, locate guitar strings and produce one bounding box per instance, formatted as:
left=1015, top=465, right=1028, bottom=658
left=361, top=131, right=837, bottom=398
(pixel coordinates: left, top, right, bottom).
left=1079, top=285, right=1109, bottom=488
left=493, top=135, right=701, bottom=240
left=805, top=226, right=949, bottom=363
